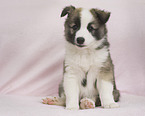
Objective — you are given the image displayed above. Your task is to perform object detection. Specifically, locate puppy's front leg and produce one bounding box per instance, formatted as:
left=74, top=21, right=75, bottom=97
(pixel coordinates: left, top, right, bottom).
left=97, top=71, right=119, bottom=108
left=64, top=73, right=79, bottom=110
left=97, top=57, right=119, bottom=108
left=97, top=78, right=119, bottom=108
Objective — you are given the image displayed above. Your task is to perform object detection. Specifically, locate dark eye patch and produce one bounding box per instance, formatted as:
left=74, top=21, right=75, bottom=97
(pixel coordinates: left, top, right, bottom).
left=87, top=23, right=98, bottom=32
left=64, top=9, right=81, bottom=45
left=88, top=25, right=94, bottom=31
left=69, top=17, right=81, bottom=31
left=87, top=23, right=106, bottom=40
left=70, top=24, right=79, bottom=31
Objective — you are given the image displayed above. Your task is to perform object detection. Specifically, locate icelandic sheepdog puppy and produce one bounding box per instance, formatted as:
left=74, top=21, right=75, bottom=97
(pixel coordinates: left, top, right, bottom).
left=42, top=6, right=120, bottom=110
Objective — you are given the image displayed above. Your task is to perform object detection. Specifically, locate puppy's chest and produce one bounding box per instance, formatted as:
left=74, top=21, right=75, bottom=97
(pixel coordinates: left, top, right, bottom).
left=66, top=49, right=108, bottom=72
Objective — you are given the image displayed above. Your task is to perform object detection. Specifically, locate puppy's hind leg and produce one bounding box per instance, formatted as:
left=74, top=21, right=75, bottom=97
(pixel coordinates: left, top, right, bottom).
left=42, top=96, right=65, bottom=106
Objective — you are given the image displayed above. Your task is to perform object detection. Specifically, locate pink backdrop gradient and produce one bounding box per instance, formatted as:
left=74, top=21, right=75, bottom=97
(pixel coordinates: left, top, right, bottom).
left=0, top=0, right=145, bottom=96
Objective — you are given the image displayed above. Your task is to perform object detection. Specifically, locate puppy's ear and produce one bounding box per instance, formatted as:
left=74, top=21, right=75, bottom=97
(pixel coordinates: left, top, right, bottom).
left=61, top=5, right=75, bottom=17
left=92, top=9, right=111, bottom=24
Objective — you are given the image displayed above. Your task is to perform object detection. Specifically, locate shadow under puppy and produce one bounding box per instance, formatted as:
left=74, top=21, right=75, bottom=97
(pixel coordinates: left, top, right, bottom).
left=42, top=6, right=120, bottom=110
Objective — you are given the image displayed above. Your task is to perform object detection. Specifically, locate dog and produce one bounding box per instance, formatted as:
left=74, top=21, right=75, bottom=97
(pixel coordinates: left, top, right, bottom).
left=42, top=6, right=120, bottom=110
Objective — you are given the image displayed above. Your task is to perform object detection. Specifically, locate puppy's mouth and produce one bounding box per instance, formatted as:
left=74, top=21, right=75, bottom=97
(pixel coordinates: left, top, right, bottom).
left=75, top=44, right=86, bottom=48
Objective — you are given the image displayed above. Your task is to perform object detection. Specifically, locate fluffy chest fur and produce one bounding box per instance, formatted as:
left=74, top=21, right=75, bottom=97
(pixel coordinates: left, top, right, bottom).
left=65, top=42, right=109, bottom=72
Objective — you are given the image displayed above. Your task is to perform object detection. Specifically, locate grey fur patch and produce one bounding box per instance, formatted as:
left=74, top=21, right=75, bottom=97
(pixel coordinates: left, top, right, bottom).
left=81, top=71, right=88, bottom=87
left=58, top=80, right=65, bottom=97
left=90, top=9, right=111, bottom=24
left=95, top=38, right=110, bottom=50
left=113, top=89, right=120, bottom=102
left=95, top=95, right=101, bottom=106
left=94, top=79, right=97, bottom=89
left=63, top=61, right=68, bottom=74
left=100, top=54, right=114, bottom=75
left=81, top=78, right=87, bottom=87
left=63, top=8, right=82, bottom=45
left=59, top=61, right=67, bottom=97
left=88, top=9, right=110, bottom=40
left=61, top=6, right=75, bottom=17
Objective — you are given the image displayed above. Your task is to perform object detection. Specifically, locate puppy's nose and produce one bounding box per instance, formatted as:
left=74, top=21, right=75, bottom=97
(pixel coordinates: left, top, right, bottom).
left=77, top=37, right=85, bottom=44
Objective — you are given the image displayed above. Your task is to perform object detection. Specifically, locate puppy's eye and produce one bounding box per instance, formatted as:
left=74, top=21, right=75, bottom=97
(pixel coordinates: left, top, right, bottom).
left=88, top=25, right=94, bottom=31
left=72, top=25, right=78, bottom=30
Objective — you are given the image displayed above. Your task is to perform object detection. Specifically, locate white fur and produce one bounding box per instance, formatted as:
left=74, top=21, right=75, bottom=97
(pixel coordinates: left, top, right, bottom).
left=63, top=74, right=79, bottom=110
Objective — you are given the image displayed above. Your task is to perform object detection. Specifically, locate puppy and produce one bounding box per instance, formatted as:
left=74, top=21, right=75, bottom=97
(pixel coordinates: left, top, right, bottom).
left=42, top=6, right=120, bottom=110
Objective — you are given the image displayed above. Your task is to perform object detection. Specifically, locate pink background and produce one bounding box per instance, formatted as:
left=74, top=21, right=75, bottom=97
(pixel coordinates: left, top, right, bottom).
left=0, top=0, right=145, bottom=97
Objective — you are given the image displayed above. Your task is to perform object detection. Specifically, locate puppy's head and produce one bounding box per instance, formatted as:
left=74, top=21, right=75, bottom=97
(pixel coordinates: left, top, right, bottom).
left=61, top=6, right=110, bottom=48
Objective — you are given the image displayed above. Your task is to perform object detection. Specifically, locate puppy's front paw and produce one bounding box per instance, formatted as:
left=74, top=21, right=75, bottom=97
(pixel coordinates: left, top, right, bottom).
left=80, top=98, right=95, bottom=109
left=103, top=102, right=119, bottom=109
